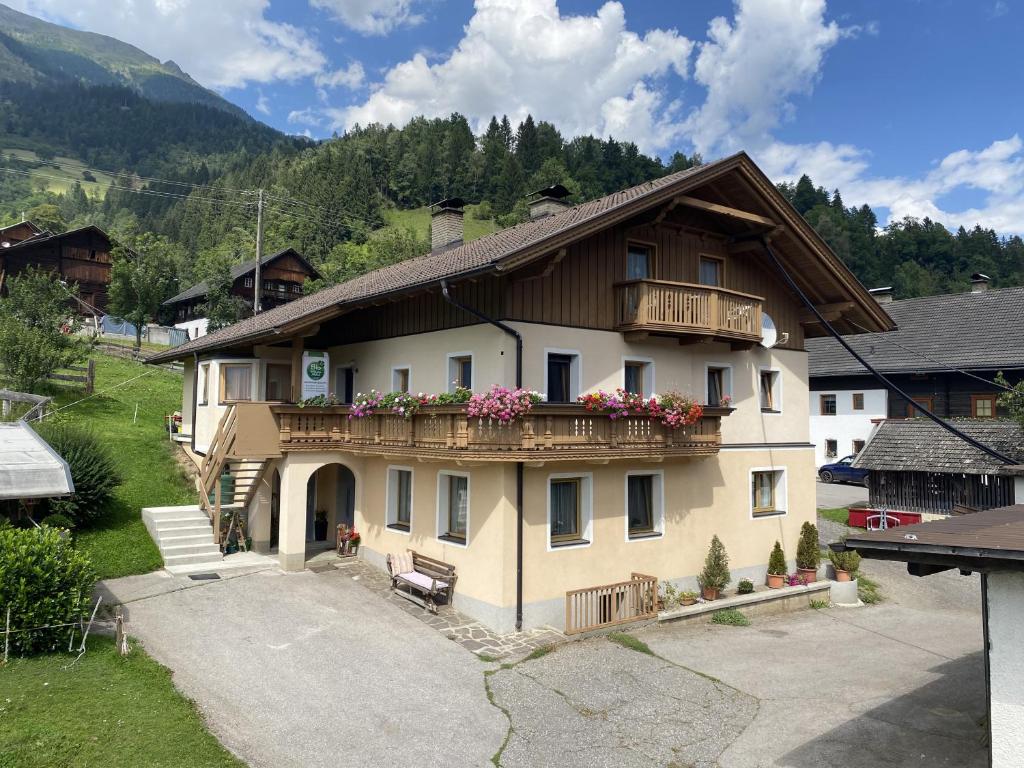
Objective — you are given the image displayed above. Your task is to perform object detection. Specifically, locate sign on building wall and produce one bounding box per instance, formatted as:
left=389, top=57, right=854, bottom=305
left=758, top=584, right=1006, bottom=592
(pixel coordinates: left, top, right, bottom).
left=301, top=351, right=330, bottom=400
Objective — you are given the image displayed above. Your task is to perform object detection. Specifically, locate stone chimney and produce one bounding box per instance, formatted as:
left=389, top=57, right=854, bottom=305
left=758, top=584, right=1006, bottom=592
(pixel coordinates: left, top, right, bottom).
left=528, top=184, right=572, bottom=220
left=869, top=286, right=893, bottom=305
left=970, top=272, right=991, bottom=293
left=430, top=198, right=465, bottom=251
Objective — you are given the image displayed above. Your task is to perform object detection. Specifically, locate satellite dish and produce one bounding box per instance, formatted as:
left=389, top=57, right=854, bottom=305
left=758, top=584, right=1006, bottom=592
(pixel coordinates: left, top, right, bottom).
left=760, top=312, right=778, bottom=348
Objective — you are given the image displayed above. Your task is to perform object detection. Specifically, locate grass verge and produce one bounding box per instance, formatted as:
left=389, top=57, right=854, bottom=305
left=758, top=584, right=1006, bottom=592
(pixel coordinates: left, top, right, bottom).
left=607, top=632, right=655, bottom=656
left=857, top=574, right=883, bottom=604
left=0, top=636, right=242, bottom=768
left=44, top=352, right=193, bottom=579
left=711, top=608, right=751, bottom=627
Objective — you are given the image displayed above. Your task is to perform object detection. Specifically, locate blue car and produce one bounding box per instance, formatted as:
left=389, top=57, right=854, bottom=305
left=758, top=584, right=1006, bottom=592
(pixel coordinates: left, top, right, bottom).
left=818, top=455, right=869, bottom=486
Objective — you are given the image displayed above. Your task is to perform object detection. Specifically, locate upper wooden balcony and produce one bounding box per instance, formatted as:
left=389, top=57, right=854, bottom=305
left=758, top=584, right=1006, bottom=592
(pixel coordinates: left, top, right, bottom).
left=614, top=280, right=763, bottom=346
left=228, top=403, right=731, bottom=463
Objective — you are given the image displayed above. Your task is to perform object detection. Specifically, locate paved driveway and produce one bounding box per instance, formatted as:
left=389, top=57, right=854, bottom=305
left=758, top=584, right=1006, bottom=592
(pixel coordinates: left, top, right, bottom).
left=103, top=551, right=985, bottom=767
left=102, top=567, right=507, bottom=768
left=816, top=479, right=869, bottom=509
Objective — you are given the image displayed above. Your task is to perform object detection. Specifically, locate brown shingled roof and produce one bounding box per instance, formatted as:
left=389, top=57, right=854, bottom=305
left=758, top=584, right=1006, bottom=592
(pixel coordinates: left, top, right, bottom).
left=148, top=151, right=893, bottom=363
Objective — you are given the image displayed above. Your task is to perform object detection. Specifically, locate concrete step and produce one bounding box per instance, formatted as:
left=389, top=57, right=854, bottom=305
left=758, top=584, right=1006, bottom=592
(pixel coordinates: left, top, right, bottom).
left=161, top=541, right=222, bottom=557
left=153, top=516, right=210, bottom=530
left=153, top=523, right=211, bottom=537
left=163, top=551, right=224, bottom=567
left=156, top=532, right=215, bottom=546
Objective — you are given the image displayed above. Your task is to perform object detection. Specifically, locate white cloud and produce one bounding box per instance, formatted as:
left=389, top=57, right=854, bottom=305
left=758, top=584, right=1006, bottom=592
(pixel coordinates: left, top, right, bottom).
left=686, top=0, right=841, bottom=157
left=314, top=61, right=366, bottom=90
left=310, top=0, right=422, bottom=35
left=8, top=0, right=327, bottom=89
left=288, top=107, right=322, bottom=126
left=336, top=0, right=693, bottom=153
left=255, top=90, right=271, bottom=115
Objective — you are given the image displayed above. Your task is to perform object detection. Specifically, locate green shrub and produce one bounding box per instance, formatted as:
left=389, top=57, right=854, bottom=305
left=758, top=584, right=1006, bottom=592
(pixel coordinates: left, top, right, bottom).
left=40, top=513, right=75, bottom=530
left=828, top=548, right=861, bottom=574
left=711, top=608, right=750, bottom=626
left=767, top=540, right=787, bottom=575
left=737, top=578, right=754, bottom=594
left=796, top=521, right=820, bottom=570
left=34, top=423, right=121, bottom=526
left=0, top=526, right=95, bottom=654
left=698, top=534, right=731, bottom=591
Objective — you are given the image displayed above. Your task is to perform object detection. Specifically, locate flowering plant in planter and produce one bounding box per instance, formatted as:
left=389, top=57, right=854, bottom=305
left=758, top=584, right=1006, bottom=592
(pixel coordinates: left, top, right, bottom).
left=467, top=385, right=543, bottom=424
left=298, top=393, right=339, bottom=408
left=577, top=388, right=703, bottom=429
left=718, top=394, right=732, bottom=407
left=579, top=388, right=648, bottom=419
left=785, top=573, right=807, bottom=587
left=350, top=390, right=386, bottom=418
left=650, top=391, right=703, bottom=429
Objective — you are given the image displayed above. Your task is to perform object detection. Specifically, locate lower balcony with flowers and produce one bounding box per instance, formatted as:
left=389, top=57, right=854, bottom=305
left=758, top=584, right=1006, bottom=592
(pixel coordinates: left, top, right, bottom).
left=269, top=384, right=732, bottom=462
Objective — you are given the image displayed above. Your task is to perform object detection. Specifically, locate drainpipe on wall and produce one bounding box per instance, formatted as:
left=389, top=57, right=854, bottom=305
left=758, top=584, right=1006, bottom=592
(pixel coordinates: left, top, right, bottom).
left=439, top=279, right=526, bottom=632
left=191, top=352, right=201, bottom=456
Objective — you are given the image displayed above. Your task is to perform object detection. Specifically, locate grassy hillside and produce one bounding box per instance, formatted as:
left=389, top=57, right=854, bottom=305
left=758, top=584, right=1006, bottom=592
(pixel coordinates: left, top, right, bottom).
left=1, top=147, right=114, bottom=194
left=45, top=352, right=194, bottom=579
left=381, top=204, right=501, bottom=244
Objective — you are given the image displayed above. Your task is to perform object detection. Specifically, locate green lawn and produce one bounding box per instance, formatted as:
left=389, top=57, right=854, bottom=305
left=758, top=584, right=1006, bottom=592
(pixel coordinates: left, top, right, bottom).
left=2, top=147, right=115, bottom=195
left=382, top=204, right=501, bottom=243
left=818, top=507, right=852, bottom=527
left=45, top=352, right=194, bottom=579
left=0, top=637, right=242, bottom=768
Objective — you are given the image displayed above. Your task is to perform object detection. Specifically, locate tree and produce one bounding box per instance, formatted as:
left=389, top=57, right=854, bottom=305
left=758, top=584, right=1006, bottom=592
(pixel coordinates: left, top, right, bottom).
left=0, top=268, right=92, bottom=392
left=200, top=256, right=246, bottom=332
left=698, top=534, right=731, bottom=591
left=108, top=234, right=180, bottom=348
left=767, top=541, right=787, bottom=576
left=796, top=521, right=820, bottom=570
left=26, top=202, right=66, bottom=233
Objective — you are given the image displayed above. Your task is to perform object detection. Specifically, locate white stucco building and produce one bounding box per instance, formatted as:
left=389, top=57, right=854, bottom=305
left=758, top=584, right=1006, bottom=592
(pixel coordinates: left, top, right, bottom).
left=807, top=387, right=886, bottom=466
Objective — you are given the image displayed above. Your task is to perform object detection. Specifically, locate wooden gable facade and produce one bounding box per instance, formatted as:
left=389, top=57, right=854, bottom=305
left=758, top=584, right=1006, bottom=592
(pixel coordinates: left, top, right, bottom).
left=0, top=225, right=114, bottom=315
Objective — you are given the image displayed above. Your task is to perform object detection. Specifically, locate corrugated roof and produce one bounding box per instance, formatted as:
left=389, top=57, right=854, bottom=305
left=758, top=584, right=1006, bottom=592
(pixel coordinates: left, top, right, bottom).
left=164, top=247, right=318, bottom=305
left=808, top=286, right=1024, bottom=376
left=0, top=422, right=74, bottom=500
left=852, top=418, right=1024, bottom=474
left=842, top=504, right=1024, bottom=563
left=148, top=151, right=893, bottom=364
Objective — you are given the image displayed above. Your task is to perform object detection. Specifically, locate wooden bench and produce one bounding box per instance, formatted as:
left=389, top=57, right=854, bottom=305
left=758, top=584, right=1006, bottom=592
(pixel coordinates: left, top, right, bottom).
left=386, top=550, right=457, bottom=614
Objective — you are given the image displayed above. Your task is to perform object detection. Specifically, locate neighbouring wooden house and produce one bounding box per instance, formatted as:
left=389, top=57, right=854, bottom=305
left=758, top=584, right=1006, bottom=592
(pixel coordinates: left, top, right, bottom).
left=147, top=152, right=893, bottom=634
left=852, top=418, right=1024, bottom=516
left=164, top=248, right=321, bottom=339
left=807, top=280, right=1024, bottom=466
left=0, top=223, right=116, bottom=316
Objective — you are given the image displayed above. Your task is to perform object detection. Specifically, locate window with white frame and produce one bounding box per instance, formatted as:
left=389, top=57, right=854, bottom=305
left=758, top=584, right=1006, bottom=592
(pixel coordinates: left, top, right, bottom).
left=548, top=473, right=592, bottom=548
left=623, top=358, right=653, bottom=397
left=197, top=363, right=210, bottom=405
left=448, top=354, right=473, bottom=391
left=759, top=369, right=780, bottom=412
left=545, top=351, right=580, bottom=403
left=386, top=467, right=413, bottom=532
left=437, top=472, right=469, bottom=543
left=626, top=471, right=663, bottom=539
left=751, top=469, right=786, bottom=517
left=392, top=366, right=411, bottom=393
left=825, top=439, right=838, bottom=458
left=243, top=277, right=253, bottom=288
left=705, top=364, right=732, bottom=406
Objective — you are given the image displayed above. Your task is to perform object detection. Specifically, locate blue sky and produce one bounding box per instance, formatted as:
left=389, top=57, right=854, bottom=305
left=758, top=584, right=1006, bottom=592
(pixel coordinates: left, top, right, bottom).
left=11, top=0, right=1024, bottom=233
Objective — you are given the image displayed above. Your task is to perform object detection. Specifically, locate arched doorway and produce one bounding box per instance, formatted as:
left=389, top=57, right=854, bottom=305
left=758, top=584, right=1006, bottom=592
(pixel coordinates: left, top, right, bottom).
left=305, top=463, right=357, bottom=550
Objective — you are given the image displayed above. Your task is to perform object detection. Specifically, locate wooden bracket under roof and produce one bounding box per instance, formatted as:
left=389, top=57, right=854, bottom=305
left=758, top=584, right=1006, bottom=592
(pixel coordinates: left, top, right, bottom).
left=676, top=195, right=778, bottom=228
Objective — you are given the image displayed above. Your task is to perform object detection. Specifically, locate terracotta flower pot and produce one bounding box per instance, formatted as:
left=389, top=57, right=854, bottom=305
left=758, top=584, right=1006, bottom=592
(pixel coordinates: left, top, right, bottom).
left=701, top=585, right=720, bottom=601
left=797, top=567, right=817, bottom=584
left=680, top=597, right=697, bottom=606
left=766, top=573, right=786, bottom=589
left=834, top=569, right=852, bottom=582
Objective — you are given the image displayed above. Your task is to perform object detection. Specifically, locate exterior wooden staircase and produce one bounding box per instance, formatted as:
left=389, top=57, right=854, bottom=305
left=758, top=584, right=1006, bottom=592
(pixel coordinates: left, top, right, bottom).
left=196, top=405, right=269, bottom=547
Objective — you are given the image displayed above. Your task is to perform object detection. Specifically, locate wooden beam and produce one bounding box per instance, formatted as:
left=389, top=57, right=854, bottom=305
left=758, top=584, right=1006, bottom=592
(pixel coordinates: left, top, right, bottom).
left=799, top=301, right=855, bottom=325
left=289, top=335, right=303, bottom=402
left=677, top=195, right=778, bottom=228
left=623, top=331, right=649, bottom=343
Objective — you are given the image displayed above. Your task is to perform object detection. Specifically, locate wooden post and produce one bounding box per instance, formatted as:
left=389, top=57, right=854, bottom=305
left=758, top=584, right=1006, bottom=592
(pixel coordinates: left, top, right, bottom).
left=3, top=606, right=9, bottom=665
left=114, top=611, right=129, bottom=655
left=708, top=290, right=720, bottom=333
left=290, top=336, right=303, bottom=403
left=85, top=358, right=95, bottom=395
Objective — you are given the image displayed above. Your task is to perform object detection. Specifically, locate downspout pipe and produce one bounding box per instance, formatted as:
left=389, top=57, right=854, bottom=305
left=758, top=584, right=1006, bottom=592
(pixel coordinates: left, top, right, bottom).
left=440, top=279, right=526, bottom=631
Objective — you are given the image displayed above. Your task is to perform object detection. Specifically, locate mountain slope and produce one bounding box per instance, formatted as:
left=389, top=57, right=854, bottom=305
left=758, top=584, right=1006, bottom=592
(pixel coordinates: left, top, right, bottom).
left=0, top=3, right=247, bottom=119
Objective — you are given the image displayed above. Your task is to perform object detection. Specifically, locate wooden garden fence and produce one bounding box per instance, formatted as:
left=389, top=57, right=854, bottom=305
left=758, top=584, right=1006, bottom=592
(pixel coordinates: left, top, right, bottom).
left=564, top=572, right=658, bottom=635
left=46, top=358, right=94, bottom=394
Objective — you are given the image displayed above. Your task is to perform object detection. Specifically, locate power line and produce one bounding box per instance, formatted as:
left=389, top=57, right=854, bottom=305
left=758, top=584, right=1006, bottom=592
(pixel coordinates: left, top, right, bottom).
left=846, top=318, right=1016, bottom=392
left=0, top=167, right=256, bottom=210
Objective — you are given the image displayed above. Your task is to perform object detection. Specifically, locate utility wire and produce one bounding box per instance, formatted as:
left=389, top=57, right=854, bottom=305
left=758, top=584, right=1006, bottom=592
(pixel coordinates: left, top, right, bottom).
left=846, top=318, right=1017, bottom=393
left=758, top=236, right=1017, bottom=465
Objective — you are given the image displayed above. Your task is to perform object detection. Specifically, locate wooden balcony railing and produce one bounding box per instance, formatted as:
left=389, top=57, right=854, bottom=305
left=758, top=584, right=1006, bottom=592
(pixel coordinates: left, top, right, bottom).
left=268, top=403, right=728, bottom=462
left=615, top=279, right=763, bottom=343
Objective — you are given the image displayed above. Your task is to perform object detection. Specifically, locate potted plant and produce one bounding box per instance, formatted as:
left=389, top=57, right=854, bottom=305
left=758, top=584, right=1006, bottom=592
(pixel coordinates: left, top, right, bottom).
left=766, top=541, right=787, bottom=589
left=659, top=581, right=679, bottom=610
left=698, top=534, right=731, bottom=601
left=828, top=548, right=861, bottom=582
left=796, top=521, right=820, bottom=583
left=314, top=509, right=328, bottom=542
left=679, top=590, right=698, bottom=606
left=737, top=578, right=754, bottom=595
left=348, top=528, right=361, bottom=554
